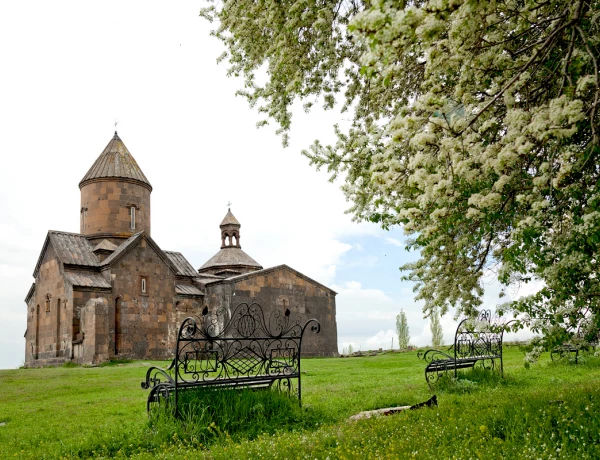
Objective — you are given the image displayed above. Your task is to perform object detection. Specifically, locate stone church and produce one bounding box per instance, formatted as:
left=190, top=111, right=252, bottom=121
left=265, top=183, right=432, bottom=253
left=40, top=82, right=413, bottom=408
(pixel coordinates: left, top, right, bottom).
left=24, top=132, right=338, bottom=366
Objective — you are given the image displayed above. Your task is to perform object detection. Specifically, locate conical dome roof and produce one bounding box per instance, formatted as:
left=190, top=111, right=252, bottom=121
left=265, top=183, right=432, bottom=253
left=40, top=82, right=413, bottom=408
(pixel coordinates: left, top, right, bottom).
left=220, top=209, right=240, bottom=226
left=79, top=132, right=152, bottom=190
left=199, top=247, right=262, bottom=272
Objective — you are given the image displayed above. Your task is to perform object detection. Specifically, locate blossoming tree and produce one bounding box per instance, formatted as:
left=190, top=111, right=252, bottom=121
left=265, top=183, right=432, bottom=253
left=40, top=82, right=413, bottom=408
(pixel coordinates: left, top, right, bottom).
left=201, top=0, right=600, bottom=343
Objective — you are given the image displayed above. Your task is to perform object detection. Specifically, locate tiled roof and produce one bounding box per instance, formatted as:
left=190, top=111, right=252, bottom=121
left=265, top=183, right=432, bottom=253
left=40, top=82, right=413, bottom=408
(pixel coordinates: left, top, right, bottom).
left=198, top=247, right=262, bottom=271
left=204, top=264, right=337, bottom=295
left=193, top=275, right=224, bottom=285
left=100, top=232, right=143, bottom=266
left=79, top=132, right=152, bottom=190
left=93, top=239, right=118, bottom=252
left=220, top=209, right=240, bottom=226
left=64, top=272, right=111, bottom=289
left=175, top=284, right=204, bottom=296
left=193, top=273, right=223, bottom=281
left=165, top=251, right=198, bottom=277
left=49, top=231, right=100, bottom=267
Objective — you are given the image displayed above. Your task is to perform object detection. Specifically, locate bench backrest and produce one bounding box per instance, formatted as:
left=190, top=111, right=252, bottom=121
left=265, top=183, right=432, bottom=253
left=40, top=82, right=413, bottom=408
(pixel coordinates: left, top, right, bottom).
left=172, top=302, right=319, bottom=399
left=454, top=309, right=504, bottom=360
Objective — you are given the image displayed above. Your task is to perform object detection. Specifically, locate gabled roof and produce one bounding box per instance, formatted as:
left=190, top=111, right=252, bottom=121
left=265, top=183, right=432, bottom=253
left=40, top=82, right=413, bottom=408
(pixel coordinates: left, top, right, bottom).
left=64, top=272, right=111, bottom=289
left=33, top=231, right=100, bottom=277
left=165, top=251, right=198, bottom=277
left=193, top=274, right=225, bottom=285
left=99, top=231, right=179, bottom=276
left=205, top=264, right=337, bottom=295
left=175, top=284, right=204, bottom=296
left=198, top=247, right=262, bottom=272
left=79, top=132, right=152, bottom=191
left=93, top=239, right=118, bottom=253
left=220, top=209, right=240, bottom=226
left=100, top=232, right=144, bottom=266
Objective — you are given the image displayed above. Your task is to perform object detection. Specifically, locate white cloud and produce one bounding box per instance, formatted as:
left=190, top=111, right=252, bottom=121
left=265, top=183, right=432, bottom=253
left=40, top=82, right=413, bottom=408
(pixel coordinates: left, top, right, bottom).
left=385, top=237, right=404, bottom=247
left=366, top=329, right=397, bottom=349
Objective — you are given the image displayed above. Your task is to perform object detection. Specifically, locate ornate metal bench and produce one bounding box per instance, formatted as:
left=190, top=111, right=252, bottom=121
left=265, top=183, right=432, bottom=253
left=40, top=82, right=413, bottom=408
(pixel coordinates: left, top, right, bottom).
left=418, top=310, right=510, bottom=388
left=551, top=317, right=599, bottom=364
left=141, top=302, right=320, bottom=413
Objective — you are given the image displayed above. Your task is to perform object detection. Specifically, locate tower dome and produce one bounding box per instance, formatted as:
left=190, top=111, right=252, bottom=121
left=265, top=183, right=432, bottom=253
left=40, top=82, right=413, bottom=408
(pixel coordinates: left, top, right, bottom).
left=79, top=132, right=152, bottom=244
left=198, top=208, right=262, bottom=277
left=220, top=208, right=241, bottom=248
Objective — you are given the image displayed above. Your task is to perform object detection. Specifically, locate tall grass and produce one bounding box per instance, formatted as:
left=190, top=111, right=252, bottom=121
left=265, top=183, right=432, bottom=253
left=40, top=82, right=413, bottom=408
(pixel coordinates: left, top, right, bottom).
left=148, top=387, right=325, bottom=446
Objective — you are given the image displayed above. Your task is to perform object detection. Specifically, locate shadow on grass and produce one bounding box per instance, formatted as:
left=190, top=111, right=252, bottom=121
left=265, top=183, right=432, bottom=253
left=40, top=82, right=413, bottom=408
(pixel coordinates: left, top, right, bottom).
left=100, top=359, right=134, bottom=367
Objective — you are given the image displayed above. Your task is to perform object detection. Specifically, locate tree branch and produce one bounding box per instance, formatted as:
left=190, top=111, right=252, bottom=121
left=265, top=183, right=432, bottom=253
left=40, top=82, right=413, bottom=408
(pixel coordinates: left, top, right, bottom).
left=460, top=2, right=583, bottom=134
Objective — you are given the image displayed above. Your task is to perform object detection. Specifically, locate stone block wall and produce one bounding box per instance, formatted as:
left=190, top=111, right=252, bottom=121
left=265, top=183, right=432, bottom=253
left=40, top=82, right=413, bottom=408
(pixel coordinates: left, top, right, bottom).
left=80, top=179, right=151, bottom=242
left=77, top=298, right=109, bottom=365
left=204, top=266, right=338, bottom=357
left=72, top=289, right=112, bottom=361
left=170, top=297, right=204, bottom=347
left=25, top=245, right=72, bottom=367
left=104, top=236, right=176, bottom=360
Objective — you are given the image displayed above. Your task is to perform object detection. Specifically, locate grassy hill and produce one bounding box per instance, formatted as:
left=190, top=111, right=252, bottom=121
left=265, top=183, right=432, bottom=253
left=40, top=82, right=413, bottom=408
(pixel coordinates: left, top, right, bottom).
left=1, top=347, right=599, bottom=459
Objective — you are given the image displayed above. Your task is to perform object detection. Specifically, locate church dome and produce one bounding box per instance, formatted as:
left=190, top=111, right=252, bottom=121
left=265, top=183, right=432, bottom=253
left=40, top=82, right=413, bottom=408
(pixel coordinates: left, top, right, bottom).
left=79, top=132, right=152, bottom=191
left=79, top=132, right=152, bottom=241
left=198, top=247, right=262, bottom=273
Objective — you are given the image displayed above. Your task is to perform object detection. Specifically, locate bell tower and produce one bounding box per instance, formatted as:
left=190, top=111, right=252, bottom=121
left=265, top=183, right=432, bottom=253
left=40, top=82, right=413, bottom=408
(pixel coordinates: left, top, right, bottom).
left=220, top=208, right=241, bottom=249
left=79, top=132, right=152, bottom=244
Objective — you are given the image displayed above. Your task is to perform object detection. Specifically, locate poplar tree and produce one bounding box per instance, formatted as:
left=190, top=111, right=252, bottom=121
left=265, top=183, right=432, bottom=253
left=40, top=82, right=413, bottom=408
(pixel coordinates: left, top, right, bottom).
left=430, top=309, right=444, bottom=348
left=396, top=310, right=410, bottom=351
left=201, top=1, right=600, bottom=339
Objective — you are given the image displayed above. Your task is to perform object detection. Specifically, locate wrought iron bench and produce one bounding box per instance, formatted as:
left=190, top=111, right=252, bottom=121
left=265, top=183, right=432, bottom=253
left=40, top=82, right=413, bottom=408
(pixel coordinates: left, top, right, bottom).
left=141, top=302, right=320, bottom=413
left=418, top=310, right=509, bottom=388
left=551, top=317, right=599, bottom=364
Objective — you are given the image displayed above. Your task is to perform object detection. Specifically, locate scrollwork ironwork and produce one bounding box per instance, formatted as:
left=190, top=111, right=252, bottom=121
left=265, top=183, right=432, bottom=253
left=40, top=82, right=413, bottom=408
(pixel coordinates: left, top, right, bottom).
left=141, top=302, right=319, bottom=413
left=418, top=309, right=511, bottom=388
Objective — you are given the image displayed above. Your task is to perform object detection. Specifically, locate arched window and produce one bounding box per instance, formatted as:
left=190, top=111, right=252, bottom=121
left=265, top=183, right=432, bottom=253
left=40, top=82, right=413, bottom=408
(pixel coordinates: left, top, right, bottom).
left=130, top=206, right=136, bottom=230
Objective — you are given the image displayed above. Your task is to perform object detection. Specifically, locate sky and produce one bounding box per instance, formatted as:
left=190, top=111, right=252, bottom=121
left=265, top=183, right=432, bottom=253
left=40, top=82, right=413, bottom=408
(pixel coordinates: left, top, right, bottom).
left=0, top=2, right=535, bottom=369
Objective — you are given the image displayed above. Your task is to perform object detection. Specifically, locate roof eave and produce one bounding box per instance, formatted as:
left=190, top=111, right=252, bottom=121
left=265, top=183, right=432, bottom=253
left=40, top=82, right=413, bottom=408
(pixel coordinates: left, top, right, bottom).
left=78, top=176, right=153, bottom=192
left=204, top=264, right=337, bottom=295
left=24, top=282, right=36, bottom=304
left=32, top=232, right=52, bottom=278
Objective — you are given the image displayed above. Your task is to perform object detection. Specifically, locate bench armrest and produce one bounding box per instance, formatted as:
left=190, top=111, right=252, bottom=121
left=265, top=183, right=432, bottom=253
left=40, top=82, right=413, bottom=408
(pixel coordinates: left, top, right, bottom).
left=417, top=349, right=454, bottom=363
left=141, top=365, right=175, bottom=390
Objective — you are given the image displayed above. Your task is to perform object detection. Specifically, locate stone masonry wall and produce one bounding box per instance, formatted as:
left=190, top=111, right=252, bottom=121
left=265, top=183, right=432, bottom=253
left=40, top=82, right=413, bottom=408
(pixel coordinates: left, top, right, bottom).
left=25, top=245, right=72, bottom=367
left=104, top=236, right=176, bottom=360
left=77, top=298, right=109, bottom=365
left=72, top=289, right=111, bottom=362
left=170, top=297, right=205, bottom=349
left=80, top=179, right=151, bottom=241
left=204, top=267, right=338, bottom=357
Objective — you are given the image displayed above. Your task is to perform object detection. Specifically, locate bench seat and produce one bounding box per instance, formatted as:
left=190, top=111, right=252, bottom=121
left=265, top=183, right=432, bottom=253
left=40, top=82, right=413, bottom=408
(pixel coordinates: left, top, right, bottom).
left=141, top=302, right=320, bottom=414
left=418, top=310, right=509, bottom=388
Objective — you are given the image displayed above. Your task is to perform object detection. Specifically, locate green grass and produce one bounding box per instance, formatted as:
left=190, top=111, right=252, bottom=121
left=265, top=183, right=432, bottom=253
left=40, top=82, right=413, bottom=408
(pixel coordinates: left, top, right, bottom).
left=1, top=348, right=599, bottom=458
left=147, top=386, right=325, bottom=448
